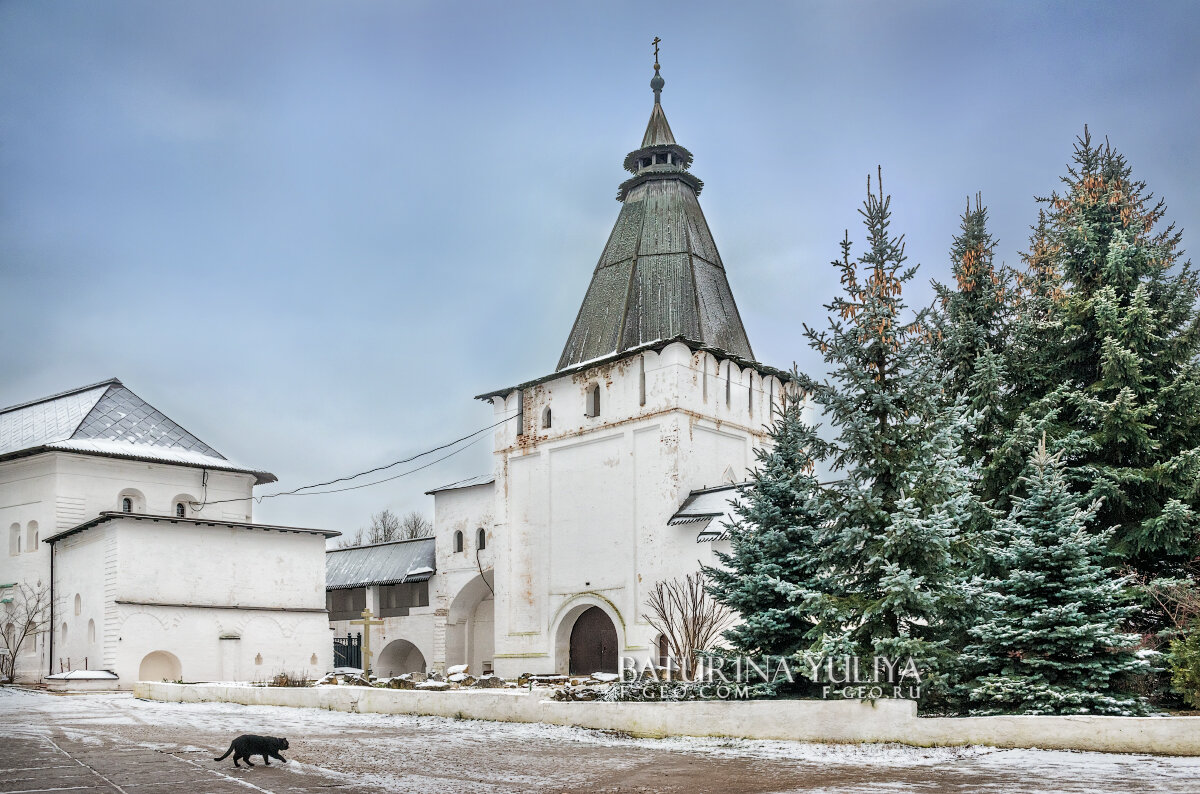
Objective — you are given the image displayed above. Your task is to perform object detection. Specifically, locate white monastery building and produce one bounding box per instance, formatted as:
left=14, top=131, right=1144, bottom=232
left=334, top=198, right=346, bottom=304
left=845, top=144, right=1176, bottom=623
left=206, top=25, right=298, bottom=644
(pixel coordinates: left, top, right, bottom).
left=332, top=62, right=797, bottom=679
left=0, top=378, right=336, bottom=686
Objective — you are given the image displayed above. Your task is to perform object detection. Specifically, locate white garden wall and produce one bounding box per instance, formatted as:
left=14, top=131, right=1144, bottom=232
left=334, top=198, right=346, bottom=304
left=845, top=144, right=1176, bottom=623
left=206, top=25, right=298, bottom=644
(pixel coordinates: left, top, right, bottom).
left=135, top=683, right=1200, bottom=756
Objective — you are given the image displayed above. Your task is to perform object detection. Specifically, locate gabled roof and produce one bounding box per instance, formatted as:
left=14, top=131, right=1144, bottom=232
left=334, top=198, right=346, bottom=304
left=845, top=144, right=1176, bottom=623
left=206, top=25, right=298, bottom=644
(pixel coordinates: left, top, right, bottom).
left=0, top=379, right=275, bottom=484
left=556, top=65, right=753, bottom=370
left=669, top=482, right=747, bottom=542
left=325, top=537, right=437, bottom=590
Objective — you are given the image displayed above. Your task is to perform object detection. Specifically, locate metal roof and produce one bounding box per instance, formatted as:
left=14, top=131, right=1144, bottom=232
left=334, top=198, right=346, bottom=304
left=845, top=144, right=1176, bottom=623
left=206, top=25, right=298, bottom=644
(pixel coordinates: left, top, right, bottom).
left=425, top=474, right=495, bottom=495
left=0, top=379, right=275, bottom=484
left=556, top=67, right=752, bottom=371
left=325, top=537, right=437, bottom=590
left=43, top=511, right=340, bottom=544
left=669, top=483, right=746, bottom=542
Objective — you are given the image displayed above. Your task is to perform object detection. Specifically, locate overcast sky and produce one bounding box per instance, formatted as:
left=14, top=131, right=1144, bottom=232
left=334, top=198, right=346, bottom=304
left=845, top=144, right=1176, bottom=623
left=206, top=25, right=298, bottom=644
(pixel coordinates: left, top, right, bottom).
left=2, top=1, right=1197, bottom=535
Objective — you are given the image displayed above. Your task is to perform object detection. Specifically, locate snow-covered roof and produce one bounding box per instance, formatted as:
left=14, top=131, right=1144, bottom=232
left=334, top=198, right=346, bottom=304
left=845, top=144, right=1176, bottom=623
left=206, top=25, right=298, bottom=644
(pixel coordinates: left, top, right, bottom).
left=43, top=511, right=340, bottom=544
left=326, top=537, right=437, bottom=590
left=0, top=378, right=275, bottom=484
left=425, top=474, right=495, bottom=495
left=669, top=483, right=745, bottom=542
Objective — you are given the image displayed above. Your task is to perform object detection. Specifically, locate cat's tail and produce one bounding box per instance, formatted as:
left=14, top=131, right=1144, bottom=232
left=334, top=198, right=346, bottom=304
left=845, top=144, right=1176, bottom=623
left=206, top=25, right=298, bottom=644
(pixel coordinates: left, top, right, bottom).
left=214, top=744, right=234, bottom=761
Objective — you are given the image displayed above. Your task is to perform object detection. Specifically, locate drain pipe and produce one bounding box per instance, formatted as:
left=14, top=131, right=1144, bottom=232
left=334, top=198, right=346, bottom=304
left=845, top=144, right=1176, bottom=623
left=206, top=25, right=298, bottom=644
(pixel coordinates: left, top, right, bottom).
left=47, top=538, right=55, bottom=677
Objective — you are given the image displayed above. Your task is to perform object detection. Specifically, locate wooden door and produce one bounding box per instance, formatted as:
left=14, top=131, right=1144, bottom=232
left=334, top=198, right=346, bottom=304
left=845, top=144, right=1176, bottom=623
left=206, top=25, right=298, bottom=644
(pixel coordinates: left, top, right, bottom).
left=569, top=606, right=618, bottom=674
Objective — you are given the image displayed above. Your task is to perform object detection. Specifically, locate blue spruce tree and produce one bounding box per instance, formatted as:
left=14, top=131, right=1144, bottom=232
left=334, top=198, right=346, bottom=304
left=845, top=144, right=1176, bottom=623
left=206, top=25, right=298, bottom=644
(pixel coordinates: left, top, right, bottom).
left=964, top=438, right=1150, bottom=715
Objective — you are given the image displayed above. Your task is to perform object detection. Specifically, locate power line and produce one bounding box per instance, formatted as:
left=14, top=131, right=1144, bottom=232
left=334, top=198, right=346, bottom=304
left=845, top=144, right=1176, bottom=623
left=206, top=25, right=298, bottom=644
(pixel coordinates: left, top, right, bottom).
left=192, top=412, right=516, bottom=507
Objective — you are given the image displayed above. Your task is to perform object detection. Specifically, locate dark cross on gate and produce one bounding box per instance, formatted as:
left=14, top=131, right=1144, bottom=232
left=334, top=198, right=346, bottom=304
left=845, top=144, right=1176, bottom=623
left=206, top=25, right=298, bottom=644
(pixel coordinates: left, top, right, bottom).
left=349, top=607, right=384, bottom=678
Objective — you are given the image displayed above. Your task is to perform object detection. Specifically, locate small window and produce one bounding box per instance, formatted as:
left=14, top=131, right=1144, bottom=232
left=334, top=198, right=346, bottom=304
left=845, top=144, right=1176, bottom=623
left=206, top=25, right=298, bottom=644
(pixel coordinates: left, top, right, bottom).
left=175, top=502, right=186, bottom=518
left=25, top=521, right=38, bottom=552
left=88, top=619, right=96, bottom=644
left=454, top=530, right=464, bottom=553
left=542, top=406, right=552, bottom=429
left=9, top=523, right=20, bottom=556
left=585, top=383, right=601, bottom=418
left=255, top=653, right=263, bottom=666
left=61, top=622, right=68, bottom=644
left=121, top=497, right=132, bottom=513
left=655, top=152, right=667, bottom=164
left=477, top=528, right=487, bottom=551
left=74, top=593, right=81, bottom=616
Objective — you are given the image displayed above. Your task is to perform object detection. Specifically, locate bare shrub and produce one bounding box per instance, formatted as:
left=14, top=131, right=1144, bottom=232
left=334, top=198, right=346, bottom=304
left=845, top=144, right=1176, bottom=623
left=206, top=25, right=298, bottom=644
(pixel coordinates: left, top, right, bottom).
left=642, top=573, right=734, bottom=681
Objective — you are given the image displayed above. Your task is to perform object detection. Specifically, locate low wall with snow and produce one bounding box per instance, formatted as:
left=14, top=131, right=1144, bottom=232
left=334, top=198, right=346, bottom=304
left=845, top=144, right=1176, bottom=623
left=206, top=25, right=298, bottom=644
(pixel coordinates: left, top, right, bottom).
left=133, top=682, right=1200, bottom=756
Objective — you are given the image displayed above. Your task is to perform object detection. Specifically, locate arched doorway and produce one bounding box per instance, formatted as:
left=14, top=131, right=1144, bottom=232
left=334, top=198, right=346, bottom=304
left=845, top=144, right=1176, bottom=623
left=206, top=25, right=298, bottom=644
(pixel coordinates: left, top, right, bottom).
left=446, top=572, right=494, bottom=674
left=139, top=650, right=182, bottom=682
left=377, top=639, right=427, bottom=676
left=569, top=606, right=618, bottom=675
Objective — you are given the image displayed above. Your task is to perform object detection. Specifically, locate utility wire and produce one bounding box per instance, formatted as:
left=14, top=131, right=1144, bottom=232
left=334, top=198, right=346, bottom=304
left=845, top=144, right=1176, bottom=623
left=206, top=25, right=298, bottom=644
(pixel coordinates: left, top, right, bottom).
left=192, top=412, right=516, bottom=507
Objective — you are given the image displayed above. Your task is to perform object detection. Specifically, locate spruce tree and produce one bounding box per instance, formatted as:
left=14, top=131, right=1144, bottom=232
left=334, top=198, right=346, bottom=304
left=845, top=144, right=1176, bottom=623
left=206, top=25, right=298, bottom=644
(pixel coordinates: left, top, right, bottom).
left=800, top=170, right=972, bottom=679
left=964, top=438, right=1150, bottom=715
left=1018, top=129, right=1200, bottom=576
left=704, top=388, right=832, bottom=657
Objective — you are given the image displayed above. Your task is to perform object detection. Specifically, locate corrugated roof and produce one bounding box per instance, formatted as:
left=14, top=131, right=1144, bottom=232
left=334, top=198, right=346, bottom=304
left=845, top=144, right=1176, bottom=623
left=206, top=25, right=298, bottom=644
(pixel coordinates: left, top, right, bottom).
left=557, top=68, right=752, bottom=370
left=325, top=537, right=437, bottom=590
left=669, top=483, right=746, bottom=542
left=0, top=379, right=275, bottom=484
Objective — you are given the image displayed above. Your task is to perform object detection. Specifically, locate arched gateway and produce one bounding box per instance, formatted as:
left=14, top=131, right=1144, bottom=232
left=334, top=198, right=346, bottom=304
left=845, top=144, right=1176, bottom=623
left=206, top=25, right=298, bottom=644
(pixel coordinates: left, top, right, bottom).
left=568, top=606, right=618, bottom=675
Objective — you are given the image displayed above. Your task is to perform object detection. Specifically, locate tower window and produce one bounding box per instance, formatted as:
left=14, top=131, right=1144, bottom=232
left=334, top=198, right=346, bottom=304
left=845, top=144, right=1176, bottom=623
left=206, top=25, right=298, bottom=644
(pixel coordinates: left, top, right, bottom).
left=542, top=406, right=552, bottom=429
left=655, top=153, right=667, bottom=164
left=121, top=498, right=132, bottom=513
left=477, top=528, right=487, bottom=551
left=175, top=502, right=186, bottom=518
left=454, top=530, right=464, bottom=553
left=585, top=384, right=601, bottom=418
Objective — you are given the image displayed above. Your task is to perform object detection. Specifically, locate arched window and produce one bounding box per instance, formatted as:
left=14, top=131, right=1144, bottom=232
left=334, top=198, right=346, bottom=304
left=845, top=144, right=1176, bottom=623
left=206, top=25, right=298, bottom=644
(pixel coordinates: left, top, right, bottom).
left=454, top=531, right=464, bottom=553
left=74, top=594, right=81, bottom=616
left=25, top=521, right=38, bottom=552
left=61, top=622, right=68, bottom=644
left=88, top=619, right=96, bottom=644
left=175, top=502, right=186, bottom=518
left=585, top=383, right=601, bottom=418
left=9, top=523, right=20, bottom=556
left=121, top=497, right=132, bottom=513
left=477, top=528, right=487, bottom=551
left=542, top=406, right=552, bottom=429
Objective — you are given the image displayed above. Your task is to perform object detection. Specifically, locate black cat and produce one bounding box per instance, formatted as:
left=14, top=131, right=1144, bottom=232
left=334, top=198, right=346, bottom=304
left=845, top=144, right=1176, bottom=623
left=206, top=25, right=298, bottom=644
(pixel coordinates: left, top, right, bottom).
left=214, top=734, right=289, bottom=768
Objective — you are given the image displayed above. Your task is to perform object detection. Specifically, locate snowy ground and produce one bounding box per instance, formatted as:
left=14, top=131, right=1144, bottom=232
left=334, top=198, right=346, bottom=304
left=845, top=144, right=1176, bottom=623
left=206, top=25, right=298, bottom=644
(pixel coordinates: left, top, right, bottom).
left=1, top=688, right=1197, bottom=793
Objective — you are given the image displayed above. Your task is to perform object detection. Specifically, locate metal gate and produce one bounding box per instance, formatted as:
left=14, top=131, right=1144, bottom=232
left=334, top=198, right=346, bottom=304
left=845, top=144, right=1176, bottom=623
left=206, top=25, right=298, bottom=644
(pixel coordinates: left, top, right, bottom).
left=333, top=633, right=362, bottom=669
left=568, top=606, right=618, bottom=674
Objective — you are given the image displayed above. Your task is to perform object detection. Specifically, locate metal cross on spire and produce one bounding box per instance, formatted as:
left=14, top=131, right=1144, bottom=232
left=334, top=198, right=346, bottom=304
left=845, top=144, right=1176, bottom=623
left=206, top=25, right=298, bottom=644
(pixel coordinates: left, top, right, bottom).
left=650, top=36, right=665, bottom=104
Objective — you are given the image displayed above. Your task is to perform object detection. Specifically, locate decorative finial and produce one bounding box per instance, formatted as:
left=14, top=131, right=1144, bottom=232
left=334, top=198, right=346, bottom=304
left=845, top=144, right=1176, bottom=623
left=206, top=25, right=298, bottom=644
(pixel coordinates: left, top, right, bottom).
left=650, top=36, right=665, bottom=104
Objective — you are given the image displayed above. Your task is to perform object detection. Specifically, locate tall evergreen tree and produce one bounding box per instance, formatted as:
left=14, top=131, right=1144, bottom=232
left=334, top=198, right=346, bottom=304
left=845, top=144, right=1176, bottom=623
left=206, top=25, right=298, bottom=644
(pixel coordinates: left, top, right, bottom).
left=964, top=438, right=1150, bottom=715
left=1019, top=129, right=1200, bottom=575
left=800, top=170, right=973, bottom=679
left=704, top=388, right=832, bottom=656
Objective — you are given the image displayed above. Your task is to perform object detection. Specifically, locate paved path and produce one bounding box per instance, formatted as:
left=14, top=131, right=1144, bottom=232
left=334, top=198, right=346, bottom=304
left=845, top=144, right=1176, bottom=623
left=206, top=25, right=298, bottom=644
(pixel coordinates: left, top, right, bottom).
left=1, top=688, right=1197, bottom=793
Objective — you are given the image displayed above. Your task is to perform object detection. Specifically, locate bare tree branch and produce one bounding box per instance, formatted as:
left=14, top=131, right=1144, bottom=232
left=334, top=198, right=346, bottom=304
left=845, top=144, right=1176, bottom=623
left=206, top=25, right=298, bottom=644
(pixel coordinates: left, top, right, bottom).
left=0, top=582, right=52, bottom=683
left=642, top=573, right=734, bottom=681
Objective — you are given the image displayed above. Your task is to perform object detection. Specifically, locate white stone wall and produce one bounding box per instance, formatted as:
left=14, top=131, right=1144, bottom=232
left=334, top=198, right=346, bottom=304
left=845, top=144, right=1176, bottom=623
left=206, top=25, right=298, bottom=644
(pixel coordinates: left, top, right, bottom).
left=432, top=482, right=496, bottom=675
left=0, top=450, right=259, bottom=682
left=480, top=342, right=791, bottom=678
left=52, top=517, right=331, bottom=687
left=138, top=682, right=1200, bottom=757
